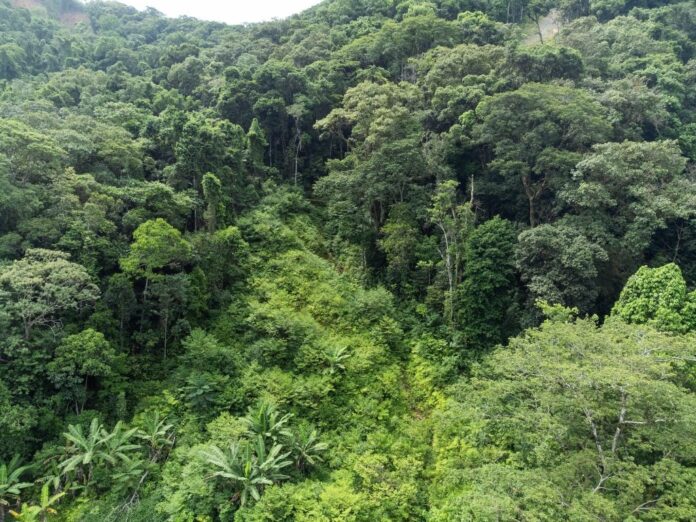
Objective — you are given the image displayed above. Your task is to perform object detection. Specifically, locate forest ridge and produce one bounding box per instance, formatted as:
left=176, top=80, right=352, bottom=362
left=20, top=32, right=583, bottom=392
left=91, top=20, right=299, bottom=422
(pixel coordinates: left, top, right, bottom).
left=1, top=0, right=696, bottom=520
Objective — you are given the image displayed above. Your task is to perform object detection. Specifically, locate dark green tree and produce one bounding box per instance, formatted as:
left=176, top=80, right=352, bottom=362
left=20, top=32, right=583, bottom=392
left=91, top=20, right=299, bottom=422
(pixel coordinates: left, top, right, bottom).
left=458, top=217, right=518, bottom=351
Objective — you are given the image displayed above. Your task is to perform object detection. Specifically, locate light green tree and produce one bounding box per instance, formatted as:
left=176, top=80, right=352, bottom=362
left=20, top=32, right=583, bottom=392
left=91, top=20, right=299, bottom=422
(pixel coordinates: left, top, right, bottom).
left=0, top=250, right=99, bottom=341
left=120, top=219, right=192, bottom=283
left=430, top=315, right=696, bottom=519
left=612, top=263, right=696, bottom=333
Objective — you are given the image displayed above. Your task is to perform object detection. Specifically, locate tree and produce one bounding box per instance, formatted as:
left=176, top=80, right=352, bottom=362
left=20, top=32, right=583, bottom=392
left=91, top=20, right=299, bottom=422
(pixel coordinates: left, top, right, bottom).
left=242, top=402, right=293, bottom=445
left=525, top=0, right=555, bottom=43
left=612, top=263, right=696, bottom=333
left=0, top=120, right=64, bottom=185
left=202, top=173, right=224, bottom=233
left=315, top=81, right=426, bottom=255
left=120, top=218, right=192, bottom=326
left=149, top=273, right=191, bottom=359
left=246, top=118, right=268, bottom=178
left=47, top=329, right=119, bottom=414
left=198, top=438, right=292, bottom=507
left=172, top=115, right=246, bottom=227
left=465, top=83, right=611, bottom=226
left=516, top=224, right=608, bottom=316
left=120, top=219, right=192, bottom=281
left=378, top=204, right=420, bottom=293
left=58, top=419, right=140, bottom=492
left=0, top=383, right=36, bottom=460
left=58, top=419, right=110, bottom=490
left=561, top=140, right=694, bottom=276
left=458, top=217, right=518, bottom=351
left=0, top=43, right=25, bottom=80
left=430, top=315, right=696, bottom=519
left=135, top=411, right=175, bottom=463
left=285, top=426, right=328, bottom=474
left=0, top=250, right=99, bottom=341
left=428, top=180, right=474, bottom=323
left=103, top=273, right=136, bottom=352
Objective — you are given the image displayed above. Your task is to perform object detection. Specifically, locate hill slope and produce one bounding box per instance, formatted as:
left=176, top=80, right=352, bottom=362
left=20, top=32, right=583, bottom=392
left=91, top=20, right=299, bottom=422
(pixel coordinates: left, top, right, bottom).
left=0, top=0, right=695, bottom=520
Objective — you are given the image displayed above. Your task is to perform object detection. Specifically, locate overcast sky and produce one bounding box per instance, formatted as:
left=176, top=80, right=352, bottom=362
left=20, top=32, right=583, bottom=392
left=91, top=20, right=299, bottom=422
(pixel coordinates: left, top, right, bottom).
left=115, top=0, right=323, bottom=25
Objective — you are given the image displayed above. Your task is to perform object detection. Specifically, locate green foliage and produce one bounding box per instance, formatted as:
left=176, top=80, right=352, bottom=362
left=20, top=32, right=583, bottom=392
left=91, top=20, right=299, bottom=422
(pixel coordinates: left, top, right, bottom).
left=198, top=438, right=292, bottom=507
left=47, top=329, right=119, bottom=414
left=58, top=419, right=141, bottom=492
left=120, top=219, right=192, bottom=280
left=562, top=140, right=693, bottom=273
left=0, top=249, right=99, bottom=342
left=613, top=263, right=696, bottom=333
left=465, top=82, right=611, bottom=226
left=1, top=0, right=696, bottom=519
left=0, top=456, right=33, bottom=522
left=516, top=224, right=608, bottom=316
left=430, top=316, right=696, bottom=520
left=458, top=216, right=517, bottom=351
left=9, top=483, right=65, bottom=522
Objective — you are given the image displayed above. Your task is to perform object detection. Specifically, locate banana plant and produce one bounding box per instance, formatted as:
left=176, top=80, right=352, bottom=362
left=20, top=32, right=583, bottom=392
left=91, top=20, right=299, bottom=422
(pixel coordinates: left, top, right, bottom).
left=135, top=411, right=175, bottom=462
left=242, top=402, right=292, bottom=444
left=100, top=422, right=141, bottom=466
left=0, top=456, right=32, bottom=522
left=323, top=345, right=351, bottom=375
left=285, top=427, right=328, bottom=473
left=111, top=455, right=149, bottom=498
left=58, top=419, right=109, bottom=489
left=198, top=437, right=291, bottom=507
left=253, top=436, right=292, bottom=483
left=58, top=419, right=140, bottom=491
left=8, top=483, right=64, bottom=522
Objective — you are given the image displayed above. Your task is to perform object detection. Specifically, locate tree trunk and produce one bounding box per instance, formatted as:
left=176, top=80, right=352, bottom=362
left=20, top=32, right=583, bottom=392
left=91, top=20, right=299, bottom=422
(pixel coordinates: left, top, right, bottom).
left=163, top=314, right=168, bottom=360
left=522, top=175, right=537, bottom=227
left=437, top=223, right=455, bottom=324
left=139, top=277, right=149, bottom=334
left=528, top=195, right=536, bottom=228
left=23, top=319, right=31, bottom=341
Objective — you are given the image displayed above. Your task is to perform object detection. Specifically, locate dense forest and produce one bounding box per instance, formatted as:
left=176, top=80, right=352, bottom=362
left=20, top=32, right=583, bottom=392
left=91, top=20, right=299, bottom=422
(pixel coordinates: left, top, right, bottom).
left=1, top=0, right=696, bottom=519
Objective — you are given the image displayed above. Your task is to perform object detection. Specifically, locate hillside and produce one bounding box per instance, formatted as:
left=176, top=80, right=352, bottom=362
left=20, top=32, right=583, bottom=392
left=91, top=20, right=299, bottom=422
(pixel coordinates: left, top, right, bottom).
left=1, top=0, right=696, bottom=520
left=9, top=0, right=88, bottom=25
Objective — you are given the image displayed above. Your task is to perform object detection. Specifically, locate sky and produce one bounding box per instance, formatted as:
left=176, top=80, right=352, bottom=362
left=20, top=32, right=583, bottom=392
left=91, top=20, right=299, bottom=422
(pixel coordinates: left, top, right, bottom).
left=115, top=0, right=323, bottom=25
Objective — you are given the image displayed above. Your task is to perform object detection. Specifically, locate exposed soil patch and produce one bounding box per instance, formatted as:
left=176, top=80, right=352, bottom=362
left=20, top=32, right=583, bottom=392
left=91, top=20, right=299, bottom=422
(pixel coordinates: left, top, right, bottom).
left=10, top=0, right=89, bottom=26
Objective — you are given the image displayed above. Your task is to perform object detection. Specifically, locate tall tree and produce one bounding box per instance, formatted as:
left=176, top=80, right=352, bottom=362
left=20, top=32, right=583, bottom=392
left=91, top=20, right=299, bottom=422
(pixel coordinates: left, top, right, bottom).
left=429, top=180, right=474, bottom=323
left=465, top=83, right=611, bottom=226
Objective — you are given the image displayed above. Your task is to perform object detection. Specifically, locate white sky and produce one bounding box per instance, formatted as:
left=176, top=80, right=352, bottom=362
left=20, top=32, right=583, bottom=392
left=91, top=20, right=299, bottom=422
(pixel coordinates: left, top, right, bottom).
left=115, top=0, right=323, bottom=25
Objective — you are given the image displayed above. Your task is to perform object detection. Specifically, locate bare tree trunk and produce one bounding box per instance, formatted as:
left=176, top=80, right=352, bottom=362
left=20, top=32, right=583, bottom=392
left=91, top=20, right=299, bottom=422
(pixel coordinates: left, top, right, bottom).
left=294, top=126, right=302, bottom=185
left=139, top=277, right=150, bottom=337
left=437, top=223, right=455, bottom=324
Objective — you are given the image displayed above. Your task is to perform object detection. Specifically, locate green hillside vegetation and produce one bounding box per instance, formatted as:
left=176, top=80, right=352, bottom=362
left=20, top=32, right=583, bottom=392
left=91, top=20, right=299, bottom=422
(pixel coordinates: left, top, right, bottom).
left=0, top=0, right=696, bottom=519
